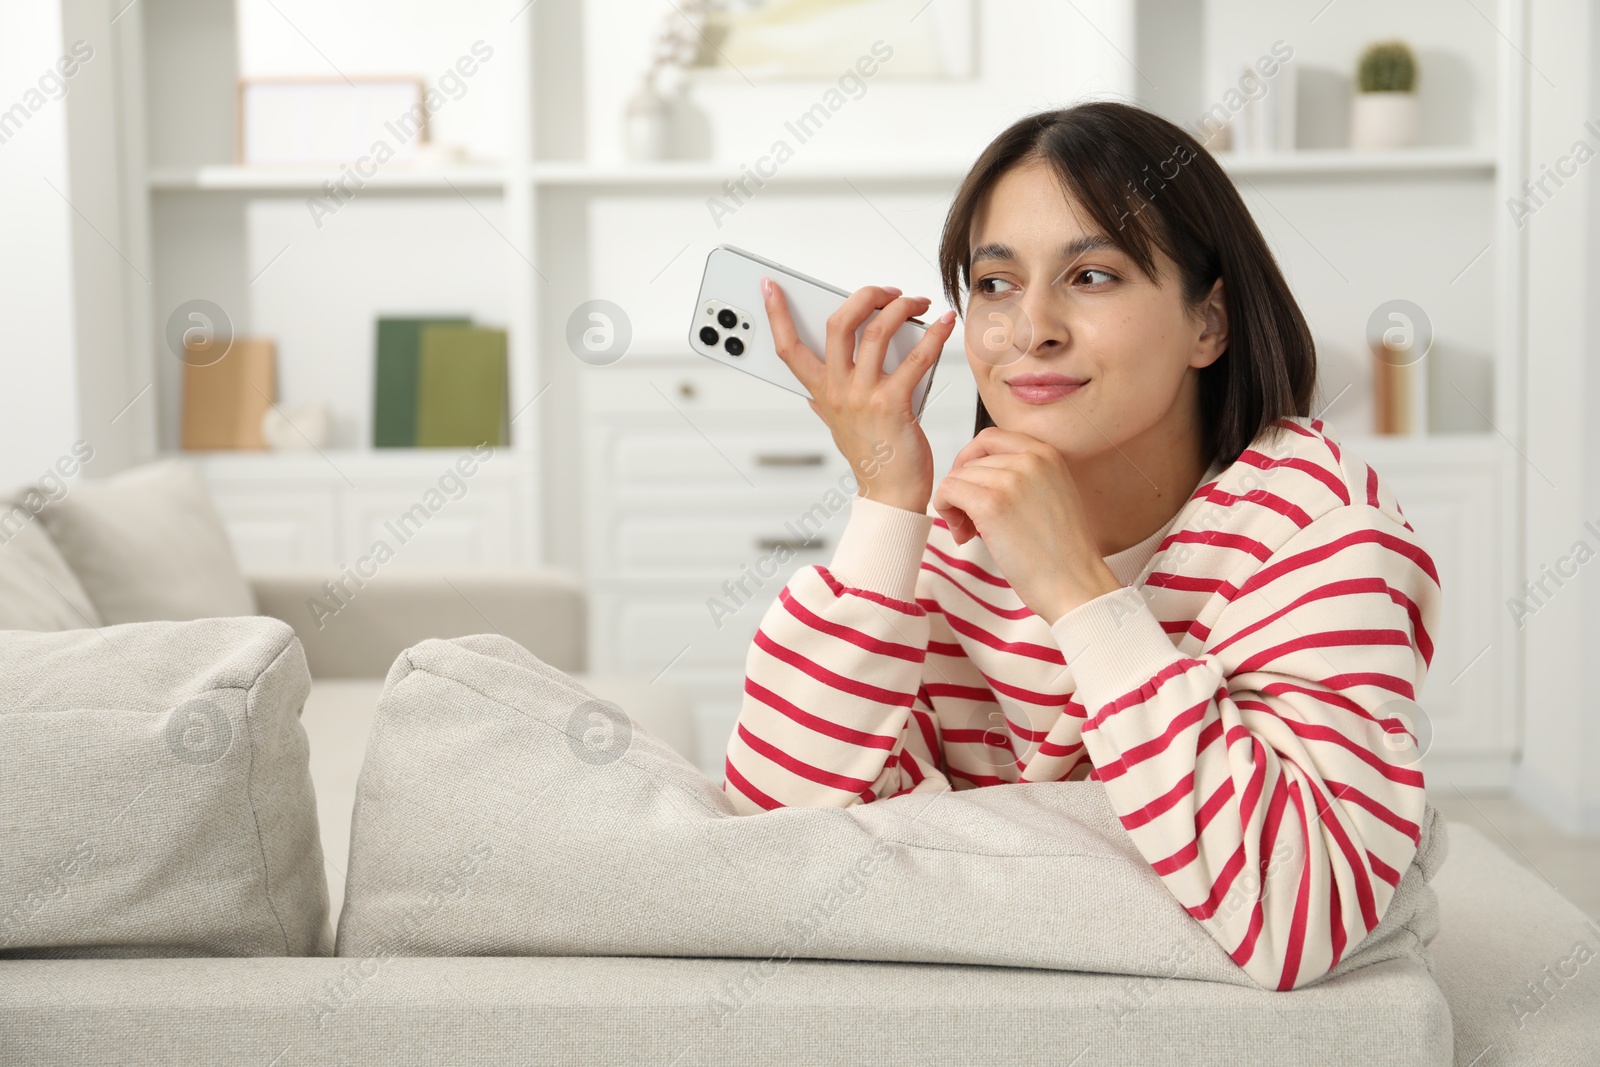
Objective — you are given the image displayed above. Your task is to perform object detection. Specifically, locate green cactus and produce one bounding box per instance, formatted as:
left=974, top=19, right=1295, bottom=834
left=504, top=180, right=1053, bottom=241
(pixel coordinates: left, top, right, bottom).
left=1357, top=40, right=1417, bottom=93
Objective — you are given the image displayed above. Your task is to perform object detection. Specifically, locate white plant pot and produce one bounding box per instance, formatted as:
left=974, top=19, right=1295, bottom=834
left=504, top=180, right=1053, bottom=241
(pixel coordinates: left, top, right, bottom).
left=624, top=85, right=671, bottom=162
left=1350, top=91, right=1418, bottom=150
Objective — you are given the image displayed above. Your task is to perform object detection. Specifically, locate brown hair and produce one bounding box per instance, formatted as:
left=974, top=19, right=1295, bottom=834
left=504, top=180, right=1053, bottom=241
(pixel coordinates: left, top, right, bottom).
left=937, top=101, right=1316, bottom=468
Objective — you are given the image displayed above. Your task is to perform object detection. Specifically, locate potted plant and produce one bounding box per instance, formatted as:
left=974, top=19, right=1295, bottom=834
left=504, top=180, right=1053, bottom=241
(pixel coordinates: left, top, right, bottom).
left=1350, top=40, right=1418, bottom=150
left=624, top=0, right=710, bottom=162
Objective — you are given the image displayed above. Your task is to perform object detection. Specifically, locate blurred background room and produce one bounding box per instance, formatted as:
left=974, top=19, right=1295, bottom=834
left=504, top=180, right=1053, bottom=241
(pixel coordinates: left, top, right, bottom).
left=2, top=0, right=1596, bottom=920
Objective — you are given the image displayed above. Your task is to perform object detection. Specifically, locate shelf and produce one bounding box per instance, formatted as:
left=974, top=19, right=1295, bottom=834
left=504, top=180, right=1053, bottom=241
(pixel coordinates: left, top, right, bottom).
left=529, top=159, right=971, bottom=185
left=146, top=151, right=1493, bottom=195
left=173, top=448, right=524, bottom=479
left=147, top=165, right=507, bottom=193
left=1214, top=148, right=1496, bottom=177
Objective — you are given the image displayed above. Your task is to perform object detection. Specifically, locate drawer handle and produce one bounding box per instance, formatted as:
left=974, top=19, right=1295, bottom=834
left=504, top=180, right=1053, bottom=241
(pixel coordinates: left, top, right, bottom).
left=756, top=536, right=827, bottom=553
left=754, top=452, right=826, bottom=467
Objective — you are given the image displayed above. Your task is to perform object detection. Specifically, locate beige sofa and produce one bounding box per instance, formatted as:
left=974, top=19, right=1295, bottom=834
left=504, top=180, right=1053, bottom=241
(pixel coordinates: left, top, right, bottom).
left=1, top=462, right=1596, bottom=1065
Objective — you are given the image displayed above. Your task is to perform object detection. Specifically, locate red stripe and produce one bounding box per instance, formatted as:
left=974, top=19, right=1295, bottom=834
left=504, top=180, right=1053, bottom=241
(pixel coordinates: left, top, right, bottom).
left=1328, top=863, right=1347, bottom=969
left=1366, top=464, right=1380, bottom=509
left=744, top=677, right=897, bottom=750
left=1232, top=627, right=1413, bottom=677
left=1236, top=449, right=1351, bottom=506
left=1152, top=836, right=1198, bottom=876
left=814, top=565, right=925, bottom=615
left=723, top=759, right=783, bottom=810
left=1144, top=572, right=1231, bottom=595
left=1238, top=706, right=1425, bottom=789
left=1208, top=576, right=1393, bottom=655
left=928, top=640, right=965, bottom=657
left=753, top=631, right=915, bottom=708
left=1093, top=699, right=1208, bottom=782
left=1321, top=778, right=1421, bottom=846
left=1302, top=775, right=1380, bottom=932
left=1158, top=528, right=1274, bottom=561
left=948, top=765, right=1009, bottom=787
left=1234, top=775, right=1294, bottom=970
left=1188, top=842, right=1247, bottom=920
left=778, top=586, right=925, bottom=662
left=921, top=561, right=1035, bottom=620
left=924, top=539, right=1009, bottom=588
left=1037, top=737, right=1085, bottom=758
left=922, top=682, right=998, bottom=706
left=736, top=721, right=875, bottom=793
left=1273, top=787, right=1312, bottom=990
left=1195, top=485, right=1315, bottom=530
left=1120, top=770, right=1196, bottom=829
left=922, top=602, right=1064, bottom=664
left=981, top=671, right=1074, bottom=709
left=1085, top=657, right=1201, bottom=729
left=1237, top=528, right=1440, bottom=599
left=1367, top=849, right=1402, bottom=887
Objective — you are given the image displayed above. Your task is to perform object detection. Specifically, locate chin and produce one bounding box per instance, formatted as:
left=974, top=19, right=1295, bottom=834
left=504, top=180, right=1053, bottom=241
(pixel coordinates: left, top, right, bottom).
left=983, top=403, right=1082, bottom=454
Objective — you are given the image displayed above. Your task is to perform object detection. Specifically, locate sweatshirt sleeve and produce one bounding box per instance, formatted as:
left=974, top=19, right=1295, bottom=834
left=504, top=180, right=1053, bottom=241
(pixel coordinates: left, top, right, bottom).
left=1048, top=501, right=1440, bottom=992
left=722, top=495, right=952, bottom=813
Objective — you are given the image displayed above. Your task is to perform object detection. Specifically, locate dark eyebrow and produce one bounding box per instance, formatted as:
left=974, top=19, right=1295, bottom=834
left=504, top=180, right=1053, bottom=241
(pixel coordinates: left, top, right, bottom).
left=969, top=233, right=1121, bottom=266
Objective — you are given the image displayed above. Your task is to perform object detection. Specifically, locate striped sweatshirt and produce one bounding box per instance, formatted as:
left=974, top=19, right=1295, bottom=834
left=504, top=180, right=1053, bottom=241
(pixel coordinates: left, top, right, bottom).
left=722, top=415, right=1441, bottom=992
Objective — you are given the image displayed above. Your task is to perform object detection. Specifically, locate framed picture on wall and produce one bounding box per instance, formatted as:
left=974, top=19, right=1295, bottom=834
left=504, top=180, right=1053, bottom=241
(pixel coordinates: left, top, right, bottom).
left=688, top=0, right=976, bottom=80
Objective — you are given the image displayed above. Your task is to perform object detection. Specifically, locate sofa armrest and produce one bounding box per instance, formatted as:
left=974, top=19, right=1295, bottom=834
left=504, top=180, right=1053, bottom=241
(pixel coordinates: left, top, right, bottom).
left=250, top=568, right=587, bottom=678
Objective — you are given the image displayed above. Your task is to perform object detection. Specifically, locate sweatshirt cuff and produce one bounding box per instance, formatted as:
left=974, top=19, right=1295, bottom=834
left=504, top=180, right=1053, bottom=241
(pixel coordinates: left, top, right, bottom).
left=825, top=494, right=934, bottom=603
left=1050, top=586, right=1187, bottom=712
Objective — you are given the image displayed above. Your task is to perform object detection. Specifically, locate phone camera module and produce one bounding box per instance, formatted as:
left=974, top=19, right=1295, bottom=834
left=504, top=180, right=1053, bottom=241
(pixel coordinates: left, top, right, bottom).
left=698, top=326, right=719, bottom=346
left=723, top=336, right=745, bottom=356
left=716, top=308, right=738, bottom=329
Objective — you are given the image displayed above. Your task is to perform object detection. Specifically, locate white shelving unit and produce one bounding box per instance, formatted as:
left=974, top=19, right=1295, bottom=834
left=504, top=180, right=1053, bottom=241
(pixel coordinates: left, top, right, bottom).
left=112, top=0, right=1527, bottom=782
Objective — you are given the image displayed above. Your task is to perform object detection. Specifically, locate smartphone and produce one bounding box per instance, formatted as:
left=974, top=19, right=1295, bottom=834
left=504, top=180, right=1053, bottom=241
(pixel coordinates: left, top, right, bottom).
left=688, top=244, right=940, bottom=418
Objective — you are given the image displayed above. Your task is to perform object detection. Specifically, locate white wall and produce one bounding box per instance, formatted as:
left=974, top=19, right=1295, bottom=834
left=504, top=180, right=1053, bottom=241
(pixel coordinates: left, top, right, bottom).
left=1519, top=0, right=1600, bottom=835
left=0, top=2, right=83, bottom=486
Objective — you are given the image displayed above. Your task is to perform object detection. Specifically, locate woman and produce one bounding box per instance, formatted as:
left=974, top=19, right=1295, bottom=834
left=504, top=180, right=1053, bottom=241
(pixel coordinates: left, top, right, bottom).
left=722, top=101, right=1442, bottom=993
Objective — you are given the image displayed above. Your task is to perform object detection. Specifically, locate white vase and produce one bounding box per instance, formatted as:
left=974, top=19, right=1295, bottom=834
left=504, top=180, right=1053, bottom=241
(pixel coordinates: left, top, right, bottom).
left=624, top=81, right=671, bottom=162
left=1350, top=91, right=1418, bottom=150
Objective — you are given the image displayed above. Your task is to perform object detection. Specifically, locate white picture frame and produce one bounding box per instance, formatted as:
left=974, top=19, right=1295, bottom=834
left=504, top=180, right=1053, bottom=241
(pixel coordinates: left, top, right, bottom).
left=238, top=77, right=428, bottom=166
left=689, top=0, right=976, bottom=80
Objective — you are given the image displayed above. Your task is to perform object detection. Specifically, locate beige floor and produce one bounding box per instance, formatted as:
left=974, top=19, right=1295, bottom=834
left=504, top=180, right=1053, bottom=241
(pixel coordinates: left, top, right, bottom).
left=1427, top=790, right=1600, bottom=922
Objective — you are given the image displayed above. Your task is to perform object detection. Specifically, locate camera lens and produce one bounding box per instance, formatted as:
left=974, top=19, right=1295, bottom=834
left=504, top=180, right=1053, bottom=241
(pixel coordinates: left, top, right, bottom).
left=698, top=326, right=719, bottom=346
left=717, top=308, right=738, bottom=329
left=724, top=336, right=744, bottom=356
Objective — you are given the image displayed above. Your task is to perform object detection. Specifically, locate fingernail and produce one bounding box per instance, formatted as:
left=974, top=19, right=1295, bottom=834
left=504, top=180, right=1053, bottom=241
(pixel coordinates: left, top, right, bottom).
left=939, top=310, right=956, bottom=325
left=884, top=286, right=903, bottom=295
left=760, top=277, right=772, bottom=298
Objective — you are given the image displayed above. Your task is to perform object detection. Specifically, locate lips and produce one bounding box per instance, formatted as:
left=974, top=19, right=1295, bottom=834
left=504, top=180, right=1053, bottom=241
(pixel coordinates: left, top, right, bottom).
left=1005, top=372, right=1087, bottom=404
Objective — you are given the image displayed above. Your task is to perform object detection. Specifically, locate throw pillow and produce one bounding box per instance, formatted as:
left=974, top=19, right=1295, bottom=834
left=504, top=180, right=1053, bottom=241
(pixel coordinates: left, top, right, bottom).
left=335, top=634, right=1446, bottom=992
left=33, top=459, right=255, bottom=624
left=0, top=497, right=102, bottom=630
left=0, top=616, right=331, bottom=957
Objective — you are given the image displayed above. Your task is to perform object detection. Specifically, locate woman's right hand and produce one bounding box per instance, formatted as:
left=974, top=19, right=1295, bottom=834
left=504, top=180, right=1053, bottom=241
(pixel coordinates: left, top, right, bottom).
left=761, top=277, right=956, bottom=514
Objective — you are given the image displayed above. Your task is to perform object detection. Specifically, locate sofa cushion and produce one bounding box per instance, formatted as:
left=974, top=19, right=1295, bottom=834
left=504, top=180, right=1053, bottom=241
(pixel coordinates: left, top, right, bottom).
left=1429, top=822, right=1600, bottom=1065
left=32, top=459, right=255, bottom=624
left=336, top=634, right=1446, bottom=995
left=0, top=617, right=331, bottom=957
left=0, top=499, right=102, bottom=630
left=0, top=953, right=1453, bottom=1066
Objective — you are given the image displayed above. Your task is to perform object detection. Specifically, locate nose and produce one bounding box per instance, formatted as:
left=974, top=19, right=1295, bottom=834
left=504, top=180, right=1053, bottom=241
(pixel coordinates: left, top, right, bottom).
left=1015, top=282, right=1067, bottom=356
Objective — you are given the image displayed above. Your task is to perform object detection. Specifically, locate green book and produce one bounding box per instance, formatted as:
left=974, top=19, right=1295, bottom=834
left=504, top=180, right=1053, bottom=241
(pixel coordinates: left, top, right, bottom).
left=415, top=325, right=508, bottom=448
left=373, top=316, right=471, bottom=447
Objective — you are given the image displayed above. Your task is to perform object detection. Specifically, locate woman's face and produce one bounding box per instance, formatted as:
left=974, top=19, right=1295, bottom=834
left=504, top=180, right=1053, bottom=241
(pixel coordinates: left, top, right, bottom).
left=962, top=159, right=1226, bottom=464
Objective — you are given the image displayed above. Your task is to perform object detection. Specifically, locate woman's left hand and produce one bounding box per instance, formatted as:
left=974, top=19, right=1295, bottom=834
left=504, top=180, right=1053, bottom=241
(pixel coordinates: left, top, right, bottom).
left=931, top=427, right=1124, bottom=625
